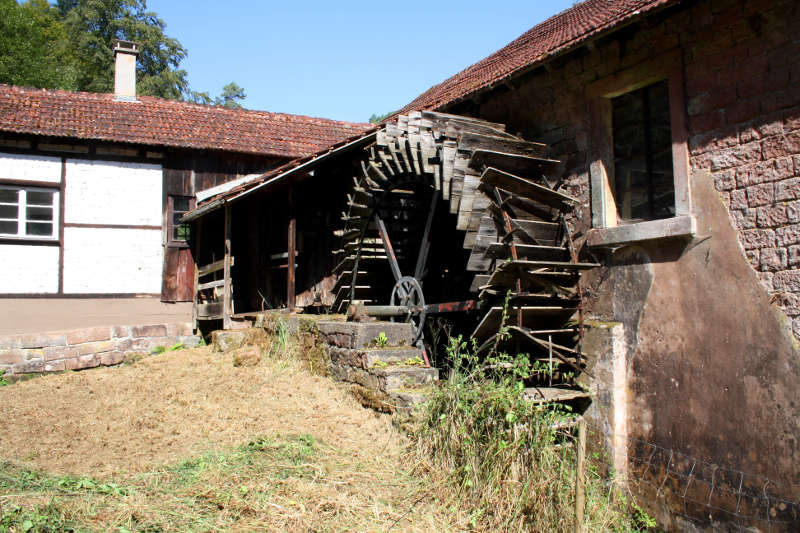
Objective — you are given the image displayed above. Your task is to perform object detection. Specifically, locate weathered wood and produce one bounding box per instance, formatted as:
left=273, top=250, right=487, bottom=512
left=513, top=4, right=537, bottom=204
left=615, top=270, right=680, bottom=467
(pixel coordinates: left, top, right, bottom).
left=495, top=259, right=600, bottom=272
left=485, top=243, right=570, bottom=262
left=197, top=278, right=225, bottom=291
left=192, top=217, right=203, bottom=331
left=458, top=132, right=548, bottom=159
left=472, top=306, right=578, bottom=340
left=287, top=189, right=296, bottom=311
left=469, top=149, right=561, bottom=175
left=481, top=167, right=579, bottom=209
left=223, top=203, right=232, bottom=329
left=197, top=302, right=224, bottom=319
left=469, top=274, right=491, bottom=293
left=442, top=141, right=456, bottom=200
left=456, top=169, right=480, bottom=230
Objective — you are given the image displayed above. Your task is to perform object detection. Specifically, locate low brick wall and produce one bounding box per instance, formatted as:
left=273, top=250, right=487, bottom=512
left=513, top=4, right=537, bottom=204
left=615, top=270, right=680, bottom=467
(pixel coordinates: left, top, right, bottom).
left=0, top=322, right=200, bottom=376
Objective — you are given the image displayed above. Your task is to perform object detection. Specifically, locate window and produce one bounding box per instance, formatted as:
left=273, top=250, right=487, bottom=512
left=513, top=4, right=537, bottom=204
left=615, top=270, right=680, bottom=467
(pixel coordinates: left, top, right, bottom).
left=611, top=80, right=674, bottom=221
left=586, top=51, right=694, bottom=247
left=0, top=185, right=59, bottom=240
left=168, top=195, right=193, bottom=245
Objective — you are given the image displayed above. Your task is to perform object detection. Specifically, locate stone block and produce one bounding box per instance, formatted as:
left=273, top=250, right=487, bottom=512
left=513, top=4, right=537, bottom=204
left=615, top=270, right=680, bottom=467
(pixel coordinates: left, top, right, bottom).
left=740, top=229, right=776, bottom=249
left=729, top=189, right=747, bottom=209
left=65, top=354, right=100, bottom=371
left=72, top=340, right=115, bottom=356
left=100, top=352, right=125, bottom=366
left=788, top=245, right=800, bottom=267
left=745, top=250, right=760, bottom=269
left=211, top=330, right=248, bottom=353
left=111, top=325, right=131, bottom=338
left=775, top=225, right=800, bottom=246
left=756, top=272, right=774, bottom=292
left=756, top=205, right=788, bottom=227
left=760, top=248, right=787, bottom=271
left=177, top=335, right=202, bottom=348
left=773, top=270, right=800, bottom=293
left=0, top=349, right=28, bottom=365
left=746, top=183, right=774, bottom=207
left=363, top=348, right=424, bottom=368
left=11, top=360, right=46, bottom=374
left=132, top=324, right=168, bottom=338
left=44, top=361, right=66, bottom=372
left=0, top=336, right=21, bottom=349
left=775, top=178, right=800, bottom=202
left=66, top=326, right=111, bottom=345
left=18, top=333, right=66, bottom=349
left=731, top=209, right=756, bottom=229
left=377, top=366, right=439, bottom=392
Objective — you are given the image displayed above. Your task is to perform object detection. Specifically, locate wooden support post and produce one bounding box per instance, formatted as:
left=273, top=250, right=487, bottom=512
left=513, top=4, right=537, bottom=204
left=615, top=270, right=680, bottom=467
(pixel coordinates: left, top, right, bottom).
left=223, top=203, right=232, bottom=329
left=287, top=188, right=296, bottom=311
left=192, top=217, right=203, bottom=333
left=575, top=417, right=587, bottom=533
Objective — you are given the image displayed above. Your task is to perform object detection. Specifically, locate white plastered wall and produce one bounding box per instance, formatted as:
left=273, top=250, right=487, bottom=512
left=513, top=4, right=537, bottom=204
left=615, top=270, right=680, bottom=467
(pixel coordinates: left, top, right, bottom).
left=62, top=159, right=163, bottom=294
left=62, top=227, right=162, bottom=293
left=0, top=153, right=62, bottom=294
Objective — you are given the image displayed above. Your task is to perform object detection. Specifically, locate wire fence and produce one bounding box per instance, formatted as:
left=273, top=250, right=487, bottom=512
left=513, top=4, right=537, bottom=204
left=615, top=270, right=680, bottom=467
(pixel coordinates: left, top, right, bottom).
left=581, top=421, right=800, bottom=531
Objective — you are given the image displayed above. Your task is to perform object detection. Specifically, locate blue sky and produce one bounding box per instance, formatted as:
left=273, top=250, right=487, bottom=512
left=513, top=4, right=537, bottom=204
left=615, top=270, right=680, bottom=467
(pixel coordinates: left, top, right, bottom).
left=147, top=1, right=576, bottom=123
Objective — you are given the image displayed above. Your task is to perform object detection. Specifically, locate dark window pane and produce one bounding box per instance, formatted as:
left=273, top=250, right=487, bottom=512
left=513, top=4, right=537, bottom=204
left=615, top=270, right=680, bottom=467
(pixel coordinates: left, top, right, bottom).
left=27, top=206, right=53, bottom=222
left=0, top=205, right=18, bottom=219
left=611, top=80, right=674, bottom=221
left=172, top=213, right=183, bottom=226
left=27, top=190, right=55, bottom=206
left=173, top=197, right=191, bottom=212
left=173, top=224, right=190, bottom=241
left=26, top=222, right=53, bottom=236
left=0, top=188, right=18, bottom=204
left=0, top=220, right=17, bottom=234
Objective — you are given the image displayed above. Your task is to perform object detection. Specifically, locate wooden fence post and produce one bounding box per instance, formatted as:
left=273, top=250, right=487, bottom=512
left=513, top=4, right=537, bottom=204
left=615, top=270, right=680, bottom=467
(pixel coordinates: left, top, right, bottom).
left=223, top=202, right=232, bottom=329
left=575, top=416, right=587, bottom=533
left=287, top=187, right=296, bottom=311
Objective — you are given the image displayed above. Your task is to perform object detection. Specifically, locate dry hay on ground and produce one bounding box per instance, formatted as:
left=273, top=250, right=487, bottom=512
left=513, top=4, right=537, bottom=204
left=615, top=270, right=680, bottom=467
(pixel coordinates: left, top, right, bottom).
left=0, top=346, right=397, bottom=476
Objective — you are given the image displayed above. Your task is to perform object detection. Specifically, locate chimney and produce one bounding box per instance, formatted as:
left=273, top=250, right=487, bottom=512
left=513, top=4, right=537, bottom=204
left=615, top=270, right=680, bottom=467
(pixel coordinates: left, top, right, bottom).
left=113, top=40, right=140, bottom=101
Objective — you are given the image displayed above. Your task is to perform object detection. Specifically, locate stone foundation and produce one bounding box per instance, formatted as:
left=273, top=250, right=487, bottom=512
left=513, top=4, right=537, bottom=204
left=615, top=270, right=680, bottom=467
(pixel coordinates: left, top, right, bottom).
left=0, top=322, right=200, bottom=376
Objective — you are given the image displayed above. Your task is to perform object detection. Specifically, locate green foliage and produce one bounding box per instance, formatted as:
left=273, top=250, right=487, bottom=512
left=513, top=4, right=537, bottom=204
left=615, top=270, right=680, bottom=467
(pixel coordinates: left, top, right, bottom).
left=411, top=336, right=654, bottom=532
left=368, top=110, right=395, bottom=124
left=0, top=372, right=8, bottom=387
left=0, top=502, right=72, bottom=532
left=373, top=331, right=389, bottom=348
left=150, top=342, right=184, bottom=355
left=0, top=0, right=77, bottom=89
left=0, top=0, right=246, bottom=104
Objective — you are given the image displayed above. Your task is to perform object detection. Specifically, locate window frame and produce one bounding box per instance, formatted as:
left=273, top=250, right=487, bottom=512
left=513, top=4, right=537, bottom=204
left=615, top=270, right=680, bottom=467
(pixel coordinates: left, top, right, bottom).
left=0, top=184, right=60, bottom=241
left=166, top=194, right=194, bottom=248
left=586, top=51, right=695, bottom=247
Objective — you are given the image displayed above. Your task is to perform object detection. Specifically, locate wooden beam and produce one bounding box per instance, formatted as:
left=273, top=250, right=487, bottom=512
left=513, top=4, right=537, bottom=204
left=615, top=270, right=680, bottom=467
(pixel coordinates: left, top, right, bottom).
left=287, top=187, right=296, bottom=311
left=192, top=217, right=203, bottom=332
left=223, top=203, right=232, bottom=329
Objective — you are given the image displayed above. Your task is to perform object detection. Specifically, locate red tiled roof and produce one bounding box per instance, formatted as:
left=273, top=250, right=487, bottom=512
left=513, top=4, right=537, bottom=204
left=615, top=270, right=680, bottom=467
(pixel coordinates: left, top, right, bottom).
left=0, top=84, right=372, bottom=158
left=399, top=0, right=678, bottom=114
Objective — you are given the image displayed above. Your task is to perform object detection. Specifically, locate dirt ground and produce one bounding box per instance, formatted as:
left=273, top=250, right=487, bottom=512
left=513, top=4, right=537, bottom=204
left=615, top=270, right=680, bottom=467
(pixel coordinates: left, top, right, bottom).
left=0, top=347, right=458, bottom=531
left=0, top=347, right=401, bottom=476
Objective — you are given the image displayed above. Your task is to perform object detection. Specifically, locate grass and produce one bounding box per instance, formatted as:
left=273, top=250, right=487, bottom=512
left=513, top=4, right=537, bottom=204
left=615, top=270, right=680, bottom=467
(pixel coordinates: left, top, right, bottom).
left=408, top=335, right=658, bottom=532
left=0, top=432, right=448, bottom=531
left=0, top=335, right=456, bottom=532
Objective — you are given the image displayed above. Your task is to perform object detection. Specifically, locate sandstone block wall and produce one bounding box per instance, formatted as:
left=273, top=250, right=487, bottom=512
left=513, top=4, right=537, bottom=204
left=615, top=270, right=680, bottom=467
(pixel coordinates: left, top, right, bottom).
left=0, top=322, right=199, bottom=376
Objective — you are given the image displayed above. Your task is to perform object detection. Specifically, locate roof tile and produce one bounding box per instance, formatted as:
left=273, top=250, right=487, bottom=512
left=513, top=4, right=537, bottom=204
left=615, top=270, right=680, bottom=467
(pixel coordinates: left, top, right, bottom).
left=399, top=0, right=677, bottom=114
left=0, top=84, right=372, bottom=158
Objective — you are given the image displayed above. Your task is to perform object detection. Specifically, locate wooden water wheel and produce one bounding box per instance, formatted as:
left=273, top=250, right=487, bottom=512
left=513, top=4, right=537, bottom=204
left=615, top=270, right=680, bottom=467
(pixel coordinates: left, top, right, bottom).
left=333, top=111, right=598, bottom=396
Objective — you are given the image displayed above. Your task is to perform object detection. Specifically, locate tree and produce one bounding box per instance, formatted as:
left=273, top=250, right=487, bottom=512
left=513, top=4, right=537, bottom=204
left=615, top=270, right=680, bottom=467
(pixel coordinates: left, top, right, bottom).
left=0, top=0, right=247, bottom=106
left=369, top=110, right=395, bottom=124
left=57, top=0, right=189, bottom=99
left=0, top=0, right=77, bottom=89
left=190, top=82, right=246, bottom=109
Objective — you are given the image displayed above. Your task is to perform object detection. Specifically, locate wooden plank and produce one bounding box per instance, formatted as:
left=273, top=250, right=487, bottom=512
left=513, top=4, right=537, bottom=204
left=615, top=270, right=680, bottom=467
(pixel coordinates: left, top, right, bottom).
left=421, top=110, right=507, bottom=132
left=522, top=387, right=590, bottom=404
left=510, top=218, right=559, bottom=245
left=469, top=149, right=561, bottom=175
left=223, top=204, right=232, bottom=329
left=485, top=243, right=570, bottom=261
left=496, top=259, right=600, bottom=272
left=481, top=167, right=579, bottom=209
left=442, top=141, right=456, bottom=200
left=473, top=306, right=578, bottom=339
left=486, top=268, right=579, bottom=291
left=198, top=258, right=227, bottom=277
left=469, top=274, right=491, bottom=293
left=197, top=278, right=225, bottom=291
left=197, top=302, right=224, bottom=320
left=456, top=169, right=480, bottom=230
left=458, top=132, right=548, bottom=159
left=192, top=217, right=202, bottom=332
left=288, top=188, right=296, bottom=311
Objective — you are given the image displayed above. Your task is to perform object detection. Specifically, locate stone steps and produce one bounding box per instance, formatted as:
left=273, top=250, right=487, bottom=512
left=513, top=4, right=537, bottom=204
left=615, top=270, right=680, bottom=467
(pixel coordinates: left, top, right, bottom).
left=318, top=320, right=440, bottom=413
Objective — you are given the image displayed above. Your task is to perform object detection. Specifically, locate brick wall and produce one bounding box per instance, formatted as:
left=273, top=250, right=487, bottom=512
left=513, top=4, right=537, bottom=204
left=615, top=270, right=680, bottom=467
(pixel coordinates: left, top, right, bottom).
left=456, top=0, right=800, bottom=332
left=0, top=322, right=199, bottom=376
